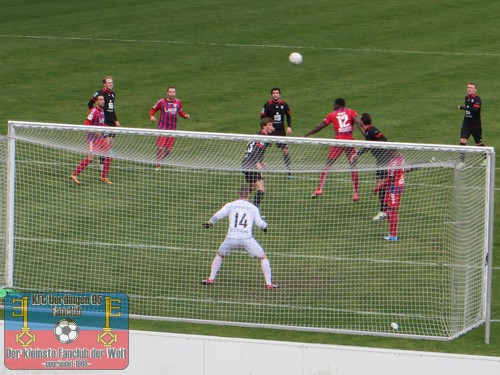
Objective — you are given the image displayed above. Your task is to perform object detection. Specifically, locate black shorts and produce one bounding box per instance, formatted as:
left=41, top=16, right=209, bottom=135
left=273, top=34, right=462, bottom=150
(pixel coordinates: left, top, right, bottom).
left=243, top=171, right=263, bottom=183
left=461, top=124, right=482, bottom=144
left=376, top=169, right=388, bottom=180
left=103, top=122, right=117, bottom=139
left=270, top=130, right=288, bottom=149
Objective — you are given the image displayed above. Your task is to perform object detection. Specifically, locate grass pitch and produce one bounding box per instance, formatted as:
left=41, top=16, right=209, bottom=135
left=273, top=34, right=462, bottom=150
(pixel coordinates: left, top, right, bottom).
left=1, top=0, right=500, bottom=356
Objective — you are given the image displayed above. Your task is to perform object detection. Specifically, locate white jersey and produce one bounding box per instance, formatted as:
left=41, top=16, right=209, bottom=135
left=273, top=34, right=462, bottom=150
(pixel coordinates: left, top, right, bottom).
left=210, top=199, right=267, bottom=239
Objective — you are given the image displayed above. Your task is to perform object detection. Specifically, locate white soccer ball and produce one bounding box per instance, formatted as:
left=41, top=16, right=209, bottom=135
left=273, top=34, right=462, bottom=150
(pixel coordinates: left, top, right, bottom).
left=390, top=322, right=399, bottom=330
left=289, top=52, right=303, bottom=65
left=54, top=318, right=80, bottom=344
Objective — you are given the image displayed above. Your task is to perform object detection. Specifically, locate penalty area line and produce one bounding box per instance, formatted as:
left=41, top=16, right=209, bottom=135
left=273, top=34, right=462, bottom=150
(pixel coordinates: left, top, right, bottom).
left=1, top=34, right=500, bottom=58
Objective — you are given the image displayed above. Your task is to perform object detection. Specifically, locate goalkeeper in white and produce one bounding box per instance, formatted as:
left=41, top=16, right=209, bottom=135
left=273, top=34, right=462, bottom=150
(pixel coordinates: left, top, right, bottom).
left=201, top=184, right=278, bottom=289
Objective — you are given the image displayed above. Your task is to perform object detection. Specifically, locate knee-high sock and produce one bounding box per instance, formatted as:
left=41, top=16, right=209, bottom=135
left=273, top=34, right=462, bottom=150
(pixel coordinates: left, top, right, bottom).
left=283, top=153, right=291, bottom=171
left=254, top=190, right=264, bottom=208
left=209, top=254, right=223, bottom=280
left=379, top=188, right=387, bottom=212
left=101, top=157, right=112, bottom=178
left=387, top=210, right=399, bottom=236
left=260, top=258, right=272, bottom=285
left=73, top=158, right=90, bottom=176
left=317, top=171, right=328, bottom=191
left=157, top=148, right=169, bottom=165
left=351, top=171, right=359, bottom=194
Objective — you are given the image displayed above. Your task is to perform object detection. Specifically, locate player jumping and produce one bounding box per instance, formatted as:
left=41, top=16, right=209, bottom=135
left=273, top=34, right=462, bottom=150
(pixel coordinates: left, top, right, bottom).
left=201, top=184, right=278, bottom=289
left=357, top=113, right=392, bottom=221
left=241, top=118, right=274, bottom=209
left=304, top=98, right=362, bottom=201
left=261, top=87, right=293, bottom=178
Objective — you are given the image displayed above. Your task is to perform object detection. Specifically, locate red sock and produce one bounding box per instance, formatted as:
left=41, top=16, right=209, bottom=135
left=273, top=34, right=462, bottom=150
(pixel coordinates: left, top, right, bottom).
left=351, top=171, right=359, bottom=194
left=317, top=171, right=328, bottom=191
left=73, top=158, right=90, bottom=176
left=157, top=148, right=166, bottom=166
left=387, top=210, right=399, bottom=236
left=102, top=157, right=111, bottom=178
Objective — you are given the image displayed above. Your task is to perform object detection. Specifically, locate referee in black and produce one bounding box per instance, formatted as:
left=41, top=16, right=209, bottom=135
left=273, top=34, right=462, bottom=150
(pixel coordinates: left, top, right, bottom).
left=261, top=87, right=293, bottom=178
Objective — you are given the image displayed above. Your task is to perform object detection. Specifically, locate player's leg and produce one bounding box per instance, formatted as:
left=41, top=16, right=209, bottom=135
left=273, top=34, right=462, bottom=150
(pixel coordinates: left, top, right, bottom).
left=459, top=125, right=471, bottom=162
left=245, top=238, right=277, bottom=288
left=278, top=142, right=293, bottom=178
left=202, top=240, right=233, bottom=285
left=346, top=147, right=359, bottom=201
left=312, top=148, right=339, bottom=198
left=253, top=178, right=265, bottom=209
left=384, top=189, right=401, bottom=241
left=373, top=171, right=388, bottom=221
left=71, top=145, right=94, bottom=184
left=96, top=140, right=112, bottom=184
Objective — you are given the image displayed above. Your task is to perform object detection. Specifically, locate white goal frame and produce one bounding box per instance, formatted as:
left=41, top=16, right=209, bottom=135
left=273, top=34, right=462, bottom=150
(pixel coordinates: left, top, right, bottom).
left=2, top=121, right=495, bottom=343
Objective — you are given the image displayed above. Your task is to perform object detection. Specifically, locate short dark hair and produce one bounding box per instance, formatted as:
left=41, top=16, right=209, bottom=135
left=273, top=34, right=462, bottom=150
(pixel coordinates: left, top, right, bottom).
left=239, top=183, right=253, bottom=198
left=271, top=87, right=281, bottom=94
left=334, top=98, right=346, bottom=107
left=260, top=117, right=273, bottom=128
left=361, top=113, right=372, bottom=125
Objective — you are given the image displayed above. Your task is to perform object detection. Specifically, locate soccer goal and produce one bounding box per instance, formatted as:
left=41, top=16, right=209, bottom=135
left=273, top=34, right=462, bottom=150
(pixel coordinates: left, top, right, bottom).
left=1, top=121, right=495, bottom=342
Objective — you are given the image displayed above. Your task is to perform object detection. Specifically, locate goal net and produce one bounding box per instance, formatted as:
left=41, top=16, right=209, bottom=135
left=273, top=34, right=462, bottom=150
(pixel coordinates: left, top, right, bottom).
left=1, top=121, right=494, bottom=341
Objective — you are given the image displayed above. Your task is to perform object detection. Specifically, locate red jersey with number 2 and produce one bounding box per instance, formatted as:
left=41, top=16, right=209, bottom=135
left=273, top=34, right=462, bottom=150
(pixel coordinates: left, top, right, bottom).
left=323, top=108, right=358, bottom=140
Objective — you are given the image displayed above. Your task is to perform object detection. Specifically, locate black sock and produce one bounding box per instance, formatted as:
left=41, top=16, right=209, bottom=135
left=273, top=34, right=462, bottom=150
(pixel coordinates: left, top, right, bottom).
left=254, top=190, right=264, bottom=208
left=283, top=153, right=291, bottom=171
left=459, top=142, right=466, bottom=162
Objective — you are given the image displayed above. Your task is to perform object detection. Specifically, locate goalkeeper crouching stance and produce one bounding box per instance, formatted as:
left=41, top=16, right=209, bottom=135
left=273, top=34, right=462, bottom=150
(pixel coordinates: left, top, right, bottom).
left=201, top=184, right=278, bottom=289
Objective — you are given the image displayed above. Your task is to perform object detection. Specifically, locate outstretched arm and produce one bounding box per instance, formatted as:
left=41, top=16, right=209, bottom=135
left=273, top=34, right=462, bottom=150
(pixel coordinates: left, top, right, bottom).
left=304, top=121, right=328, bottom=137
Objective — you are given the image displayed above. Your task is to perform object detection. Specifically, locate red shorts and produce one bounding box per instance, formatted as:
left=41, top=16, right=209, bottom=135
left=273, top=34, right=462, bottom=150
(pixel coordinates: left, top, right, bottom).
left=87, top=138, right=110, bottom=155
left=156, top=136, right=175, bottom=150
left=328, top=146, right=357, bottom=161
left=384, top=187, right=403, bottom=209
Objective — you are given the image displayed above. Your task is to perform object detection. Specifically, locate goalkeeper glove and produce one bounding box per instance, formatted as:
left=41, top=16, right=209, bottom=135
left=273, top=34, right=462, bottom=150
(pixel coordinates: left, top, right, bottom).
left=202, top=222, right=213, bottom=229
left=262, top=227, right=268, bottom=233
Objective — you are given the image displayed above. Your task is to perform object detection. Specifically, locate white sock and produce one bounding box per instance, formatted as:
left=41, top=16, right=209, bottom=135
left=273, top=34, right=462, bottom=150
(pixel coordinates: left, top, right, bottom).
left=260, top=258, right=272, bottom=285
left=209, top=254, right=223, bottom=280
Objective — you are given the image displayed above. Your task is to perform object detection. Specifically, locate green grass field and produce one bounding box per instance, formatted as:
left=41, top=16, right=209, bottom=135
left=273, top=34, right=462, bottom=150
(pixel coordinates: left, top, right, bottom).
left=1, top=0, right=500, bottom=356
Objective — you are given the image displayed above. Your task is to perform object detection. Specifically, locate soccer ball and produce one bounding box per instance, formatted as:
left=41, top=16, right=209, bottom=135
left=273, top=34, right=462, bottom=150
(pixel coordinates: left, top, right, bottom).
left=54, top=318, right=80, bottom=344
left=288, top=52, right=303, bottom=65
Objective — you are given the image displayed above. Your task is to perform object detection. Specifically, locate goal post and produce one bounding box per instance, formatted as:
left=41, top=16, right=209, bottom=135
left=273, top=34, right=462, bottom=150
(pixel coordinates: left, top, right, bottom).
left=2, top=120, right=494, bottom=342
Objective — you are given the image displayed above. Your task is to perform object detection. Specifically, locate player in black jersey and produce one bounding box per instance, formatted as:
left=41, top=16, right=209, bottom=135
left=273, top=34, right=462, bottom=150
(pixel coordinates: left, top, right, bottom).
left=457, top=82, right=483, bottom=162
left=88, top=76, right=120, bottom=167
left=357, top=113, right=392, bottom=221
left=261, top=87, right=293, bottom=178
left=242, top=118, right=274, bottom=209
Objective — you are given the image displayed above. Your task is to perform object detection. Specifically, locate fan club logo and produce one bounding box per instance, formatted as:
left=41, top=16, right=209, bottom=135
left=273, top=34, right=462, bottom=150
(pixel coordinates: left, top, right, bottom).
left=4, top=292, right=129, bottom=370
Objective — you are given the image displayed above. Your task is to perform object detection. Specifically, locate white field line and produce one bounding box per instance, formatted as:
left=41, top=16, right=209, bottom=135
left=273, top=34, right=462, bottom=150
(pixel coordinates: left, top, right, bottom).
left=1, top=34, right=500, bottom=58
left=16, top=236, right=499, bottom=270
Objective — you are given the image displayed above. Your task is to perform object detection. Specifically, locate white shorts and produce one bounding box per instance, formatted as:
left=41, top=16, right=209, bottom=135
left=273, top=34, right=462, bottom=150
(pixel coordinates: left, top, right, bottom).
left=218, top=237, right=265, bottom=258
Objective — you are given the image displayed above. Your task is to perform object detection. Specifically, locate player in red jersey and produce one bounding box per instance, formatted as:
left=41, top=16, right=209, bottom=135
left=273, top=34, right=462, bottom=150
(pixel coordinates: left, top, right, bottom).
left=304, top=98, right=362, bottom=200
left=150, top=87, right=190, bottom=170
left=373, top=150, right=405, bottom=241
left=70, top=95, right=113, bottom=185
